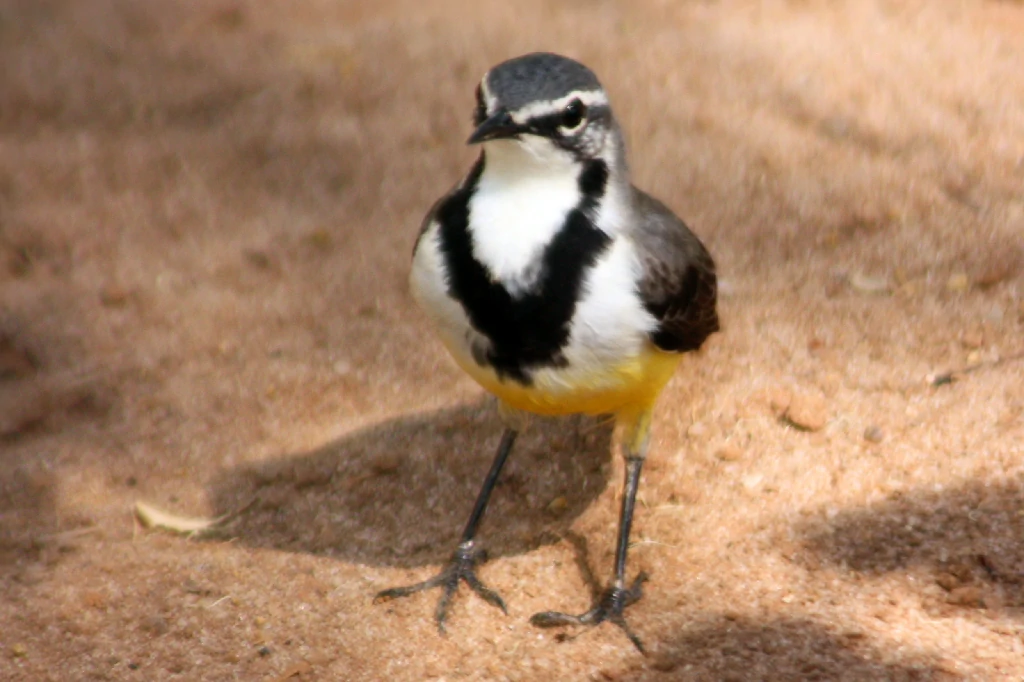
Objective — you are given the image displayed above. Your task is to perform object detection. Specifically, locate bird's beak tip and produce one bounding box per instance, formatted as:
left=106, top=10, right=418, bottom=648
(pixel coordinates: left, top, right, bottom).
left=467, top=110, right=520, bottom=145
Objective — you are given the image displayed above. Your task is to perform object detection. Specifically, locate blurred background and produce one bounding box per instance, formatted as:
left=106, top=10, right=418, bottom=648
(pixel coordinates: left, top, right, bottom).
left=1, top=1, right=1023, bottom=680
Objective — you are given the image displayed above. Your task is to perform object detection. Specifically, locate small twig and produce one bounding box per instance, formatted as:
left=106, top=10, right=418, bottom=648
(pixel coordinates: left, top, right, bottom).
left=631, top=537, right=680, bottom=550
left=134, top=497, right=259, bottom=537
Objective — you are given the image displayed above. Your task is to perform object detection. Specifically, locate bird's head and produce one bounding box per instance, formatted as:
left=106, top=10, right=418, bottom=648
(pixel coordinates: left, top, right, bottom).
left=468, top=53, right=625, bottom=173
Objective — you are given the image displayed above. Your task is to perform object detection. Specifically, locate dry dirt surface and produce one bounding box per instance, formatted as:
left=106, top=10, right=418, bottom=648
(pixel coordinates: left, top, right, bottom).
left=2, top=0, right=1024, bottom=680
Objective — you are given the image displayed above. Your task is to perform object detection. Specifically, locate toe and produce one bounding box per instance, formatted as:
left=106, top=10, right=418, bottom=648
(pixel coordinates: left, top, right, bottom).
left=530, top=610, right=584, bottom=627
left=465, top=572, right=508, bottom=613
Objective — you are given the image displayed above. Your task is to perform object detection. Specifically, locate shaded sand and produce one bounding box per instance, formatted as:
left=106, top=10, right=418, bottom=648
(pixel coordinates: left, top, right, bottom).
left=1, top=1, right=1022, bottom=679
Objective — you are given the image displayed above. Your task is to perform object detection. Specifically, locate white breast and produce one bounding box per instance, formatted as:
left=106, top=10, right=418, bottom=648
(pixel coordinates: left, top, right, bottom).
left=467, top=139, right=582, bottom=295
left=560, top=237, right=657, bottom=372
left=410, top=141, right=658, bottom=394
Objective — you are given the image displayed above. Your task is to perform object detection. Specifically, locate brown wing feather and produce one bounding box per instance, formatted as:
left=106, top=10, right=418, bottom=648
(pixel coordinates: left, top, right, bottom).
left=629, top=187, right=719, bottom=352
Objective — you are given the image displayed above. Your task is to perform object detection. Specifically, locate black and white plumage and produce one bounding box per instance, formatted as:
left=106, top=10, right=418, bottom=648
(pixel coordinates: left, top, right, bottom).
left=630, top=190, right=720, bottom=353
left=378, top=52, right=719, bottom=653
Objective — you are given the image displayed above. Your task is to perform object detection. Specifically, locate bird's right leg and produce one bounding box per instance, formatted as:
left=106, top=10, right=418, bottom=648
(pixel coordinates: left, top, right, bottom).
left=374, top=427, right=518, bottom=633
left=530, top=407, right=652, bottom=652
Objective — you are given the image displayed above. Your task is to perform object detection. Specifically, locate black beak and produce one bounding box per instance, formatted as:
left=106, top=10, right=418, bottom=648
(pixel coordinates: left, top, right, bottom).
left=467, top=110, right=524, bottom=145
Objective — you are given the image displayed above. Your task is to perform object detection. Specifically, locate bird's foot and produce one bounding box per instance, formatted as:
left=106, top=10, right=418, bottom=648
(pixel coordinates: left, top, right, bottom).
left=530, top=572, right=649, bottom=653
left=373, top=540, right=506, bottom=634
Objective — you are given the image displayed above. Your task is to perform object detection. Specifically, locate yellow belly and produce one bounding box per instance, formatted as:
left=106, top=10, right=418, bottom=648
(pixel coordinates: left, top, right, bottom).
left=453, top=347, right=681, bottom=417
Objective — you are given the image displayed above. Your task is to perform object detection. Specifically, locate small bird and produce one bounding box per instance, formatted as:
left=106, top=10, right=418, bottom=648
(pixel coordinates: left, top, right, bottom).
left=375, top=52, right=719, bottom=652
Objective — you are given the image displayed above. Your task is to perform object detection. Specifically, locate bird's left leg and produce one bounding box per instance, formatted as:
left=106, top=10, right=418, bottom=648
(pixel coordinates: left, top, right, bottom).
left=373, top=403, right=529, bottom=634
left=531, top=407, right=652, bottom=653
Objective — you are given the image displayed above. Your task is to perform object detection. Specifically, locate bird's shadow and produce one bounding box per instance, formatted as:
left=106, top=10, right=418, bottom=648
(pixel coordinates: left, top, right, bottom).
left=206, top=399, right=614, bottom=567
left=798, top=478, right=1024, bottom=617
left=631, top=615, right=954, bottom=681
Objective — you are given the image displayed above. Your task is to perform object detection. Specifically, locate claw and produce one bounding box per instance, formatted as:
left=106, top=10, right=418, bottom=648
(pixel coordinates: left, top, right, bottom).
left=530, top=572, right=649, bottom=654
left=464, top=570, right=508, bottom=613
left=374, top=541, right=506, bottom=633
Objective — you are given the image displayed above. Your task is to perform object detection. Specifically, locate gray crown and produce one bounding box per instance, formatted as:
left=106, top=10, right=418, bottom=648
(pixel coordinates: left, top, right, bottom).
left=484, top=53, right=603, bottom=109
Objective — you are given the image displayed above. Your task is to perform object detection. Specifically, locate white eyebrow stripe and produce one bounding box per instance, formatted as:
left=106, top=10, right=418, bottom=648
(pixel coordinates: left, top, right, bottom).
left=480, top=78, right=499, bottom=114
left=509, top=90, right=608, bottom=124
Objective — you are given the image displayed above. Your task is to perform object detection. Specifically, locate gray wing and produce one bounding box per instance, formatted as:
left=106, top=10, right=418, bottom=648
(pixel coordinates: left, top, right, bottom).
left=628, top=187, right=719, bottom=352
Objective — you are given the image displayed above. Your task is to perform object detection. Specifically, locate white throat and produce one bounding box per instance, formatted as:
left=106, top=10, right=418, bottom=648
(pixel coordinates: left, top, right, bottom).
left=467, top=138, right=585, bottom=295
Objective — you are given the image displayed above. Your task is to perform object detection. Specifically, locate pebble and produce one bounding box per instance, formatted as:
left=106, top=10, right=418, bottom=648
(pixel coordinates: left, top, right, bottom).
left=303, top=228, right=333, bottom=252
left=99, top=284, right=129, bottom=307
left=141, top=615, right=169, bottom=636
left=961, top=329, right=984, bottom=349
left=243, top=249, right=273, bottom=270
left=849, top=272, right=890, bottom=295
left=10, top=643, right=27, bottom=658
left=650, top=657, right=679, bottom=672
left=768, top=387, right=792, bottom=417
left=546, top=496, right=568, bottom=515
left=371, top=453, right=401, bottom=475
left=687, top=422, right=707, bottom=438
left=863, top=425, right=884, bottom=443
left=935, top=572, right=960, bottom=592
left=715, top=444, right=744, bottom=461
left=947, top=585, right=985, bottom=608
left=974, top=252, right=1020, bottom=289
left=785, top=393, right=828, bottom=431
left=741, top=474, right=764, bottom=492
left=946, top=272, right=970, bottom=293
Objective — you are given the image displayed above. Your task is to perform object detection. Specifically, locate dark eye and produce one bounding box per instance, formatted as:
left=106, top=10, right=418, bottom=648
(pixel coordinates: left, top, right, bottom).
left=473, top=84, right=486, bottom=125
left=560, top=99, right=587, bottom=131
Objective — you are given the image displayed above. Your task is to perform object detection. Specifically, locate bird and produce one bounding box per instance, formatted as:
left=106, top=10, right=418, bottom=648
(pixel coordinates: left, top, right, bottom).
left=374, top=52, right=719, bottom=653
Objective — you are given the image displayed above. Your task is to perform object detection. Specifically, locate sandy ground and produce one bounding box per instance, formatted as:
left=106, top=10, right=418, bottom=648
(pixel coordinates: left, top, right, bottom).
left=2, top=0, right=1024, bottom=679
